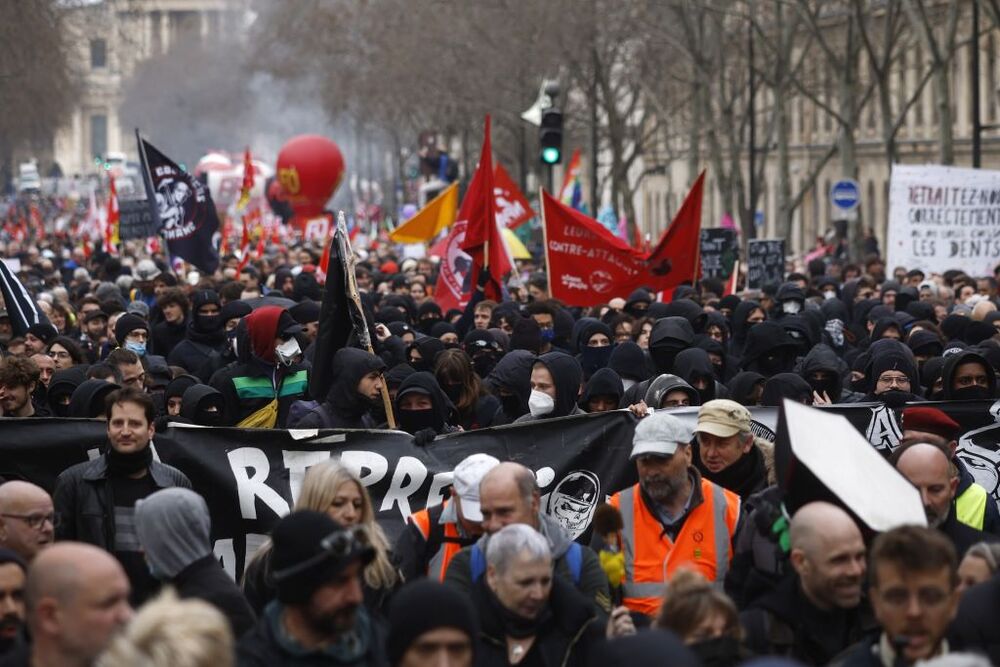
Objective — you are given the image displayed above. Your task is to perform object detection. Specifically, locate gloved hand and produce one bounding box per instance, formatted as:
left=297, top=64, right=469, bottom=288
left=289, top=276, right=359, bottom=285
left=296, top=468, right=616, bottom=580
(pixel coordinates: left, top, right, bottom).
left=413, top=428, right=438, bottom=447
left=477, top=267, right=492, bottom=290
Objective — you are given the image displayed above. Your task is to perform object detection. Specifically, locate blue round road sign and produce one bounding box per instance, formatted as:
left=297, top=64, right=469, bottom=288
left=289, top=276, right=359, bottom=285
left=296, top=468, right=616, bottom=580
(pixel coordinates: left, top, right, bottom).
left=830, top=180, right=860, bottom=211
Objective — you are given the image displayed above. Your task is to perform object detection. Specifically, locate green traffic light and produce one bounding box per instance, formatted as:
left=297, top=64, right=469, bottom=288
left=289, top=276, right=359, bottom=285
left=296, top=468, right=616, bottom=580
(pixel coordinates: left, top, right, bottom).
left=541, top=147, right=561, bottom=164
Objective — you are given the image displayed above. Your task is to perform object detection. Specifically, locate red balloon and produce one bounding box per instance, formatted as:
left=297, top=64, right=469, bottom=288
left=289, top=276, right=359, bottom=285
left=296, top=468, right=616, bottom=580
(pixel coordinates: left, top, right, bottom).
left=275, top=135, right=346, bottom=218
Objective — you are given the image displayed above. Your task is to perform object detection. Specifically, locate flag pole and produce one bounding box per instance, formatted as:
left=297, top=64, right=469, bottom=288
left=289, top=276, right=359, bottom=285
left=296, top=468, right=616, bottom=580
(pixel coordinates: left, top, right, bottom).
left=539, top=188, right=552, bottom=298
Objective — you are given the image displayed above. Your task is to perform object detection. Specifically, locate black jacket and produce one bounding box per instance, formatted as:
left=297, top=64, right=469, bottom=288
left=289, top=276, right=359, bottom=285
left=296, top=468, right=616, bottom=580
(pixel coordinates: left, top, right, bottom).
left=949, top=573, right=1000, bottom=663
left=485, top=349, right=536, bottom=425
left=513, top=351, right=584, bottom=422
left=52, top=454, right=191, bottom=551
left=153, top=319, right=188, bottom=358
left=471, top=576, right=604, bottom=667
left=938, top=503, right=998, bottom=558
left=290, top=348, right=385, bottom=429
left=740, top=572, right=878, bottom=666
left=174, top=555, right=256, bottom=638
left=167, top=324, right=227, bottom=381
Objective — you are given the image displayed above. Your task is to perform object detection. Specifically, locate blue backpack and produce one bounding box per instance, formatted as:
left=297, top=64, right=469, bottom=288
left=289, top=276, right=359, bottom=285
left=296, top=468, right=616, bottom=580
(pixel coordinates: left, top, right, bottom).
left=470, top=541, right=583, bottom=584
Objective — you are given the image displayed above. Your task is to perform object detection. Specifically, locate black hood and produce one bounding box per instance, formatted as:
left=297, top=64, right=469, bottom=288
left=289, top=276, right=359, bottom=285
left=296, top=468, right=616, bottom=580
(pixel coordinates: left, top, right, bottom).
left=47, top=367, right=87, bottom=417
left=727, top=371, right=766, bottom=406
left=484, top=349, right=535, bottom=419
left=673, top=348, right=715, bottom=389
left=662, top=299, right=706, bottom=332
left=394, top=371, right=455, bottom=434
left=608, top=341, right=653, bottom=382
left=820, top=298, right=850, bottom=323
left=740, top=321, right=798, bottom=375
left=327, top=348, right=387, bottom=419
left=643, top=373, right=699, bottom=408
left=865, top=338, right=920, bottom=393
left=179, top=384, right=224, bottom=425
left=580, top=368, right=624, bottom=408
left=761, top=373, right=813, bottom=407
left=871, top=317, right=902, bottom=342
left=649, top=317, right=695, bottom=374
left=798, top=343, right=847, bottom=402
left=534, top=351, right=583, bottom=418
left=410, top=336, right=446, bottom=372
left=575, top=319, right=613, bottom=351
left=68, top=379, right=120, bottom=419
left=941, top=350, right=998, bottom=399
left=730, top=300, right=762, bottom=355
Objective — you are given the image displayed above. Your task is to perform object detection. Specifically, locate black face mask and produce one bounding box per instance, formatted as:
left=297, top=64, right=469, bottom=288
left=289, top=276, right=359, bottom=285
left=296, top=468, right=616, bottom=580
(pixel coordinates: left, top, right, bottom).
left=195, top=313, right=223, bottom=333
left=418, top=317, right=441, bottom=334
left=695, top=377, right=716, bottom=403
left=951, top=385, right=992, bottom=401
left=197, top=409, right=225, bottom=427
left=877, top=389, right=917, bottom=408
left=399, top=408, right=440, bottom=435
left=808, top=375, right=841, bottom=401
left=500, top=393, right=525, bottom=419
left=626, top=305, right=649, bottom=319
left=758, top=351, right=792, bottom=377
left=712, top=363, right=725, bottom=382
left=580, top=345, right=614, bottom=377
left=650, top=344, right=682, bottom=374
left=410, top=358, right=432, bottom=373
left=50, top=398, right=72, bottom=418
left=472, top=354, right=498, bottom=378
left=689, top=636, right=742, bottom=667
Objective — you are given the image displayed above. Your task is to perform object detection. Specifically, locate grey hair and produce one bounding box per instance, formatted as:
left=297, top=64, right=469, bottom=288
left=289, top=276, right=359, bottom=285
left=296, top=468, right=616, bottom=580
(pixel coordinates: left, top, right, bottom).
left=486, top=524, right=551, bottom=574
left=514, top=466, right=540, bottom=504
left=964, top=542, right=1000, bottom=573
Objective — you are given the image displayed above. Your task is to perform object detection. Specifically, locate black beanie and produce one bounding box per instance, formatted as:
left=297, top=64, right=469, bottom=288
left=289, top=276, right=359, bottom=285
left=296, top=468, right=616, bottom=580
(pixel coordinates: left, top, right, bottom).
left=271, top=511, right=373, bottom=605
left=26, top=323, right=57, bottom=344
left=387, top=580, right=479, bottom=666
left=510, top=317, right=541, bottom=354
left=114, top=313, right=148, bottom=343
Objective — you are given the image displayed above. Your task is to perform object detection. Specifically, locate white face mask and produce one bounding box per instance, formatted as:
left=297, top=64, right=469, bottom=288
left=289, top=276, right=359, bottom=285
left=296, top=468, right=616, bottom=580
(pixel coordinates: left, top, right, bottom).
left=824, top=290, right=837, bottom=300
left=528, top=389, right=555, bottom=417
left=782, top=300, right=802, bottom=315
left=275, top=337, right=301, bottom=366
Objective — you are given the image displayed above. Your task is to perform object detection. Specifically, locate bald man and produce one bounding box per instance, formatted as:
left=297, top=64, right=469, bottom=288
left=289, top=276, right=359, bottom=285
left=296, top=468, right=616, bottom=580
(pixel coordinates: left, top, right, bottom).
left=0, top=482, right=54, bottom=562
left=895, top=442, right=997, bottom=557
left=741, top=502, right=874, bottom=665
left=21, top=542, right=132, bottom=667
left=443, top=462, right=610, bottom=614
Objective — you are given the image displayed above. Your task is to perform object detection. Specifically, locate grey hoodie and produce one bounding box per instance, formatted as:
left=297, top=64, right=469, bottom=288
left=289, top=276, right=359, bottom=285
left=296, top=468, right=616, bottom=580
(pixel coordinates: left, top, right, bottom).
left=135, top=487, right=211, bottom=579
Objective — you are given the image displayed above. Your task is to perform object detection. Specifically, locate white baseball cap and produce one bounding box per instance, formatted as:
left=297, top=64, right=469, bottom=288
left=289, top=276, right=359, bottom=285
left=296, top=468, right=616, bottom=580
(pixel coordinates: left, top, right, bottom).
left=440, top=453, right=501, bottom=523
left=630, top=412, right=694, bottom=460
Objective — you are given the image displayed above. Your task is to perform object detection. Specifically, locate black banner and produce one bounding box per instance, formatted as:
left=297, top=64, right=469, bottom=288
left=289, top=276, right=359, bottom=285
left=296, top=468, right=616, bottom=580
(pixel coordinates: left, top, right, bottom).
left=700, top=228, right=738, bottom=280
left=117, top=198, right=159, bottom=241
left=2, top=401, right=998, bottom=578
left=746, top=238, right=786, bottom=290
left=139, top=137, right=221, bottom=273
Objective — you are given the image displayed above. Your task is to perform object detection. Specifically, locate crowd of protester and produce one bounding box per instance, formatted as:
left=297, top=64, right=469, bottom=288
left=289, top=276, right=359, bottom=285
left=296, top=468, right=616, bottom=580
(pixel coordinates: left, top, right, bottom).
left=0, top=230, right=999, bottom=666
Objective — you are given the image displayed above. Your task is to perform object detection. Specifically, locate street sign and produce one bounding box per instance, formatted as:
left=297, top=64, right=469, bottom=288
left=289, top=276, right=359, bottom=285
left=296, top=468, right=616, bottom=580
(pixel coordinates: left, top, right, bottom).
left=831, top=179, right=860, bottom=211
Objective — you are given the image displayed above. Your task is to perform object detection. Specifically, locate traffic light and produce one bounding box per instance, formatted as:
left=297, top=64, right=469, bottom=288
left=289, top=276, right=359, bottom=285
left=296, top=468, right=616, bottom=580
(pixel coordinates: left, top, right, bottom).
left=539, top=108, right=563, bottom=165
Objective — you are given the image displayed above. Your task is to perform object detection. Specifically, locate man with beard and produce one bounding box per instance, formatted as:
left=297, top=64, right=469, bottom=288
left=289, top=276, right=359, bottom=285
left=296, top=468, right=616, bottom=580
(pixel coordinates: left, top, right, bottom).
left=237, top=511, right=386, bottom=667
left=0, top=359, right=41, bottom=419
left=692, top=399, right=773, bottom=499
left=741, top=502, right=874, bottom=665
left=0, top=482, right=54, bottom=563
left=0, top=550, right=25, bottom=656
left=608, top=412, right=740, bottom=617
left=894, top=443, right=996, bottom=557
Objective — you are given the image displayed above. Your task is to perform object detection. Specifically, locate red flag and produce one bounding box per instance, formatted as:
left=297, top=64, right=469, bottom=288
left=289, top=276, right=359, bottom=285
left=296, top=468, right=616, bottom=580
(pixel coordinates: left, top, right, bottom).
left=237, top=148, right=254, bottom=210
left=493, top=163, right=535, bottom=229
left=723, top=260, right=740, bottom=296
left=643, top=171, right=705, bottom=290
left=458, top=116, right=511, bottom=300
left=236, top=209, right=258, bottom=273
left=104, top=178, right=120, bottom=255
left=432, top=220, right=472, bottom=313
left=29, top=204, right=44, bottom=241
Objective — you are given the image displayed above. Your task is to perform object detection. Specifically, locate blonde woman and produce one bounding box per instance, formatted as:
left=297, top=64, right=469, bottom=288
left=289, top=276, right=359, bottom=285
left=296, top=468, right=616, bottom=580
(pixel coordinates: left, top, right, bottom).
left=242, top=460, right=401, bottom=617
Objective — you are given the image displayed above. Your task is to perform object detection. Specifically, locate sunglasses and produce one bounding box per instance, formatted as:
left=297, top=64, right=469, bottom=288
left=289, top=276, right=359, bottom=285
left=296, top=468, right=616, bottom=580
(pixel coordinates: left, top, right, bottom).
left=270, top=526, right=370, bottom=582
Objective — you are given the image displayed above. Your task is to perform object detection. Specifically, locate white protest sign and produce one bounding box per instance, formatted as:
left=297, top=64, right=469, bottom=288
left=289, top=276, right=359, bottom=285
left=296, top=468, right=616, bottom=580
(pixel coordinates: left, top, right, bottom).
left=887, top=164, right=1000, bottom=276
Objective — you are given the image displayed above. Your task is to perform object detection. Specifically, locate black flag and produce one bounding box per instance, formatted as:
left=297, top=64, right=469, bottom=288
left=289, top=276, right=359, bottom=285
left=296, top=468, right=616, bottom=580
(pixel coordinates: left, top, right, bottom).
left=138, top=136, right=220, bottom=273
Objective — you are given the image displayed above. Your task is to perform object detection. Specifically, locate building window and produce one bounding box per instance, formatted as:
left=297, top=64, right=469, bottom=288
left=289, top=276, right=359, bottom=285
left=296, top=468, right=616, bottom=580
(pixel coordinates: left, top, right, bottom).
left=91, top=114, right=108, bottom=160
left=90, top=39, right=107, bottom=69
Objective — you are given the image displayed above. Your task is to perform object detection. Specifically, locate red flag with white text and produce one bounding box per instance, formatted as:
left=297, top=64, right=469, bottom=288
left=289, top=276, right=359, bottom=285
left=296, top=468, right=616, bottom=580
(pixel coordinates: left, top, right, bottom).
left=493, top=163, right=535, bottom=229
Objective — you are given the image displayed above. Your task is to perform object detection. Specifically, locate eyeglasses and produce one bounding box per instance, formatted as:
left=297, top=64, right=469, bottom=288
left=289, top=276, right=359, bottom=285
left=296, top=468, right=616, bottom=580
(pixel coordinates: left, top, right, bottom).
left=270, top=526, right=369, bottom=582
left=1, top=512, right=58, bottom=530
left=877, top=374, right=911, bottom=387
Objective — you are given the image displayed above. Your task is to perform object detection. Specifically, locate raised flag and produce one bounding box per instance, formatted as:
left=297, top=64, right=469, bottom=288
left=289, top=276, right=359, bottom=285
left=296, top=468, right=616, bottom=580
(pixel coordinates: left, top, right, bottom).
left=106, top=177, right=120, bottom=253
left=558, top=148, right=584, bottom=210
left=493, top=163, right=535, bottom=229
left=388, top=182, right=458, bottom=243
left=237, top=147, right=254, bottom=210
left=644, top=171, right=705, bottom=289
left=458, top=116, right=511, bottom=301
left=723, top=260, right=740, bottom=296
left=138, top=135, right=221, bottom=273
left=432, top=220, right=471, bottom=313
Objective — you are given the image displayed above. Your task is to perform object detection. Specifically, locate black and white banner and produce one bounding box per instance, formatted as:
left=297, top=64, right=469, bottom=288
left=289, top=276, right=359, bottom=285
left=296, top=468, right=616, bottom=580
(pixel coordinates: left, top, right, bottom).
left=1, top=401, right=998, bottom=577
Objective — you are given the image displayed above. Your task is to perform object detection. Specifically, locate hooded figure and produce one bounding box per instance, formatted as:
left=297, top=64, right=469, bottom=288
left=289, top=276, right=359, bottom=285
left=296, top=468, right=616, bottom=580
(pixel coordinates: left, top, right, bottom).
left=515, top=351, right=585, bottom=422
left=292, top=348, right=386, bottom=429
left=740, top=321, right=799, bottom=377
left=179, top=384, right=226, bottom=427
left=209, top=306, right=309, bottom=428
left=47, top=367, right=87, bottom=418
left=394, top=371, right=457, bottom=437
left=608, top=341, right=653, bottom=391
left=673, top=348, right=726, bottom=404
left=624, top=288, right=652, bottom=318
left=694, top=335, right=731, bottom=383
left=576, top=320, right=615, bottom=379
left=580, top=368, right=624, bottom=412
left=68, top=379, right=120, bottom=418
left=416, top=301, right=444, bottom=335
left=485, top=349, right=535, bottom=425
left=864, top=347, right=920, bottom=407
left=940, top=350, right=998, bottom=401
left=408, top=335, right=446, bottom=373
left=167, top=290, right=227, bottom=381
left=772, top=283, right=806, bottom=319
left=820, top=298, right=851, bottom=350
left=648, top=317, right=695, bottom=375
left=134, top=488, right=256, bottom=636
left=798, top=343, right=857, bottom=403
left=643, top=373, right=699, bottom=409
left=510, top=316, right=543, bottom=354
left=727, top=371, right=767, bottom=406
left=940, top=314, right=971, bottom=343
left=730, top=300, right=765, bottom=358
left=663, top=299, right=707, bottom=333
left=760, top=373, right=813, bottom=407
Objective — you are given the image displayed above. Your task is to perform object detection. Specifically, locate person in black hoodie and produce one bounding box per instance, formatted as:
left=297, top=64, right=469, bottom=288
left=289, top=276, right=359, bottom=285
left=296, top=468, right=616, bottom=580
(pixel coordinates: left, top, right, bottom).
left=151, top=288, right=189, bottom=355
left=673, top=348, right=727, bottom=404
left=798, top=343, right=862, bottom=404
left=515, top=351, right=584, bottom=422
left=739, top=321, right=799, bottom=377
left=575, top=320, right=615, bottom=380
left=178, top=384, right=226, bottom=427
left=394, top=372, right=459, bottom=442
left=608, top=341, right=652, bottom=393
left=863, top=342, right=920, bottom=407
left=760, top=373, right=813, bottom=407
left=579, top=367, right=624, bottom=413
left=167, top=290, right=227, bottom=381
left=407, top=335, right=445, bottom=373
left=648, top=316, right=695, bottom=375
left=940, top=350, right=998, bottom=400
left=727, top=371, right=766, bottom=406
left=729, top=300, right=767, bottom=359
left=291, top=348, right=386, bottom=429
left=46, top=367, right=87, bottom=417
left=484, top=349, right=535, bottom=425
left=67, top=379, right=120, bottom=419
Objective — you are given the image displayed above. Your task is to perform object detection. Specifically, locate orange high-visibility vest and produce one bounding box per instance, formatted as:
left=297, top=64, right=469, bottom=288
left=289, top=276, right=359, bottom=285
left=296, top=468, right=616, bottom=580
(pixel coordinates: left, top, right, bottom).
left=609, top=478, right=740, bottom=617
left=409, top=500, right=465, bottom=581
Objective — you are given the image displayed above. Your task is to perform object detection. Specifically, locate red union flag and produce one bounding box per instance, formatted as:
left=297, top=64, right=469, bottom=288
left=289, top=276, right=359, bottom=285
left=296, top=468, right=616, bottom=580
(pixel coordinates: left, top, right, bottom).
left=493, top=163, right=534, bottom=229
left=433, top=220, right=472, bottom=312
